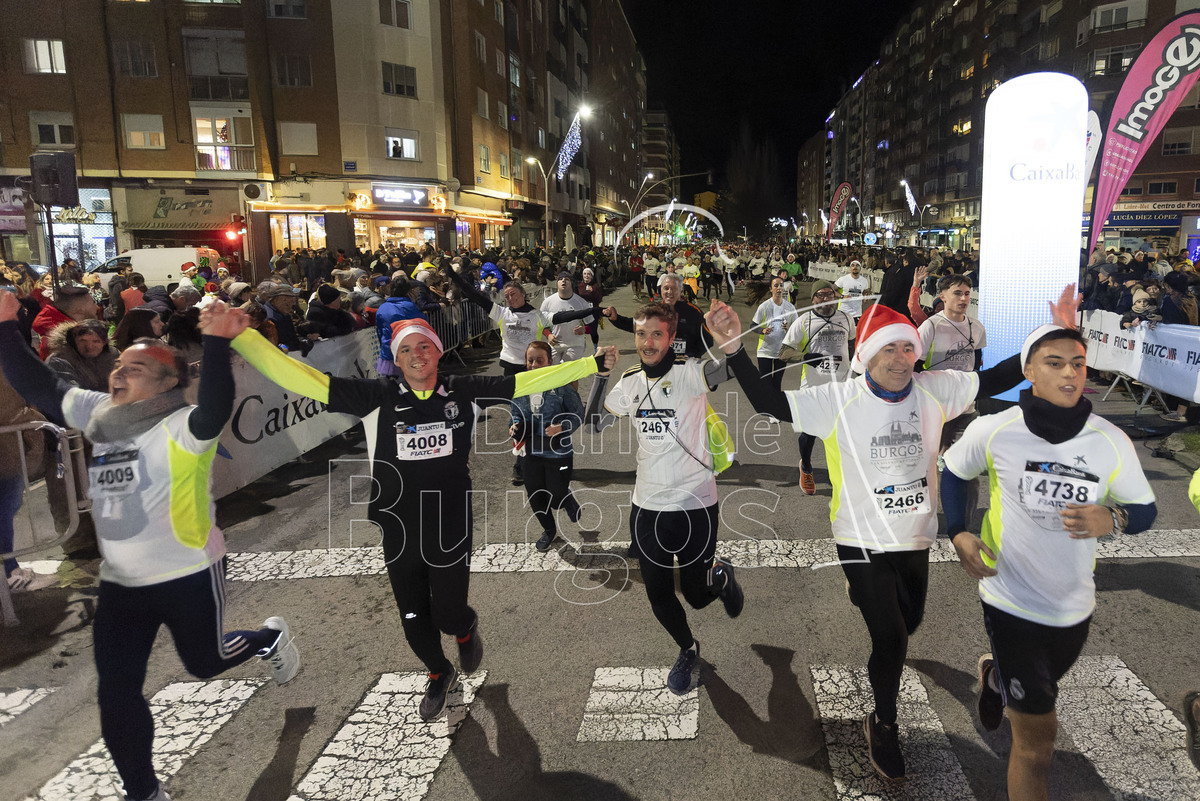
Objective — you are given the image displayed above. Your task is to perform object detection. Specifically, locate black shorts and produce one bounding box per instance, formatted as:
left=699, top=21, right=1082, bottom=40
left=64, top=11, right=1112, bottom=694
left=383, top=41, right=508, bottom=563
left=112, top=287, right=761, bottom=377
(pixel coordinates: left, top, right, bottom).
left=982, top=602, right=1091, bottom=716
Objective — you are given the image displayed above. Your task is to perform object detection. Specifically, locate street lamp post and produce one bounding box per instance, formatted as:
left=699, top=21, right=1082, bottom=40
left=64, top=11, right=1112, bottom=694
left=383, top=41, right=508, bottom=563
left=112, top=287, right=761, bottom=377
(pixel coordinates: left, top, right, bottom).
left=525, top=105, right=591, bottom=248
left=849, top=196, right=864, bottom=240
left=622, top=170, right=711, bottom=246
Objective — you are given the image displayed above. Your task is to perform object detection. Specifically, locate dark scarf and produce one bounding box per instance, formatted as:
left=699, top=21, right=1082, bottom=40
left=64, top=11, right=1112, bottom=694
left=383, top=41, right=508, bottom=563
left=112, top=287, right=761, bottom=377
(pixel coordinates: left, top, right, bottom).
left=864, top=369, right=912, bottom=403
left=1018, top=388, right=1091, bottom=444
left=85, top=387, right=189, bottom=444
left=642, top=353, right=674, bottom=379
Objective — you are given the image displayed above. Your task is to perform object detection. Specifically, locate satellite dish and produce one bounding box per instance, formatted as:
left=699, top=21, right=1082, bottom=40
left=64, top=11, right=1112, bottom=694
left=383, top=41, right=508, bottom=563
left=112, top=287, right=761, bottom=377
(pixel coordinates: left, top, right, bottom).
left=446, top=178, right=461, bottom=192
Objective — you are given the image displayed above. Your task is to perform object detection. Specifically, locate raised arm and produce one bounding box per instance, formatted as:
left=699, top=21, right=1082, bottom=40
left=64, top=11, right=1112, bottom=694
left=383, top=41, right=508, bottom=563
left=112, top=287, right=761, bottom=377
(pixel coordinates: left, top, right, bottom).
left=705, top=301, right=793, bottom=421
left=0, top=292, right=70, bottom=424
left=225, top=325, right=331, bottom=404
left=444, top=263, right=495, bottom=313
left=189, top=302, right=248, bottom=439
left=514, top=346, right=617, bottom=397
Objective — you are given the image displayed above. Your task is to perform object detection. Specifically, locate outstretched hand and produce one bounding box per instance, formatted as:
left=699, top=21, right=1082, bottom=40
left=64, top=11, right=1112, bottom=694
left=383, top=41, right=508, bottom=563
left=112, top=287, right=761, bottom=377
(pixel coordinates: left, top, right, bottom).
left=704, top=300, right=743, bottom=355
left=1050, top=283, right=1082, bottom=330
left=199, top=301, right=251, bottom=340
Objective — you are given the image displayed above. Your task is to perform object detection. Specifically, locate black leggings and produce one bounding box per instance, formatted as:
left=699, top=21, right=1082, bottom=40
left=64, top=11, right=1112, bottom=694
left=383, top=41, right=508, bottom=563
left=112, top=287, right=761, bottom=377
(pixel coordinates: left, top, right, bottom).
left=522, top=454, right=579, bottom=535
left=837, top=543, right=930, bottom=725
left=798, top=433, right=817, bottom=471
left=94, top=562, right=275, bottom=801
left=382, top=509, right=476, bottom=675
left=632, top=503, right=721, bottom=649
left=757, top=356, right=786, bottom=391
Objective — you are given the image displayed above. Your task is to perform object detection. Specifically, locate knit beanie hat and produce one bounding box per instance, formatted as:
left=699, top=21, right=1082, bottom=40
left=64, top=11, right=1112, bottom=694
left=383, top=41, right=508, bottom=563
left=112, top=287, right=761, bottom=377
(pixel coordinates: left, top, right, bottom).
left=850, top=304, right=922, bottom=373
left=317, top=284, right=340, bottom=305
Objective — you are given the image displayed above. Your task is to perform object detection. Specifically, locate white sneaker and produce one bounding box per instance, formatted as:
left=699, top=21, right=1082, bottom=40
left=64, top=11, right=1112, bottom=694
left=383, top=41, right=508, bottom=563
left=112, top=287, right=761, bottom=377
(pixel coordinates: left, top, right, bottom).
left=7, top=567, right=57, bottom=593
left=126, top=782, right=171, bottom=801
left=258, top=617, right=300, bottom=685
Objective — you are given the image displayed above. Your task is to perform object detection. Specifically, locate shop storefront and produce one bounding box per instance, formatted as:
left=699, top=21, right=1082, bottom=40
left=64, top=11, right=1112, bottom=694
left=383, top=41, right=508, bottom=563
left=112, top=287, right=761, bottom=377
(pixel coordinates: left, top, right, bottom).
left=269, top=212, right=327, bottom=252
left=1083, top=210, right=1183, bottom=254
left=353, top=183, right=454, bottom=253
left=119, top=185, right=241, bottom=259
left=46, top=187, right=118, bottom=269
left=456, top=215, right=512, bottom=250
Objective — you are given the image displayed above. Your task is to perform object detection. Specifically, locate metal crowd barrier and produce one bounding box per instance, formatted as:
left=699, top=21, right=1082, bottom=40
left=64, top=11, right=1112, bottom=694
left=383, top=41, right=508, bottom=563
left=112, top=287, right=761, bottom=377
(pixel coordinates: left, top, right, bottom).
left=424, top=283, right=557, bottom=359
left=0, top=421, right=90, bottom=627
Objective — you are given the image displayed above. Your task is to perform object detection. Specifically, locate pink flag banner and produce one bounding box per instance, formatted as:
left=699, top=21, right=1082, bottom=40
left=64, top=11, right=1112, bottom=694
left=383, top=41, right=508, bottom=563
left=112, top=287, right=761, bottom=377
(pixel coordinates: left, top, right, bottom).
left=827, top=181, right=853, bottom=240
left=1087, top=13, right=1200, bottom=253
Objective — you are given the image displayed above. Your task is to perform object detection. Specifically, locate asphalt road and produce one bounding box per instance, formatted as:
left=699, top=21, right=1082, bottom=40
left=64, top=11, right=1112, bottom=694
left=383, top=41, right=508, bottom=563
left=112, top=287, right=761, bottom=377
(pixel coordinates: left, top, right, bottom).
left=2, top=282, right=1199, bottom=801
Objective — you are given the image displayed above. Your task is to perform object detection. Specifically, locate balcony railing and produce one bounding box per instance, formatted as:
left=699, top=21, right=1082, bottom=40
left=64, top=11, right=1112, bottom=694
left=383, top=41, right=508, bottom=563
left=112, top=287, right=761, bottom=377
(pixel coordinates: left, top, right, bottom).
left=189, top=75, right=250, bottom=101
left=1079, top=18, right=1145, bottom=45
left=195, top=145, right=255, bottom=172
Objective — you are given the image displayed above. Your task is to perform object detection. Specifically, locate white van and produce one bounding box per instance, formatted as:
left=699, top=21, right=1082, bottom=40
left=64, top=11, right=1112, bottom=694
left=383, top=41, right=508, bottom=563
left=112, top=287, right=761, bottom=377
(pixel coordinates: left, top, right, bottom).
left=87, top=247, right=221, bottom=291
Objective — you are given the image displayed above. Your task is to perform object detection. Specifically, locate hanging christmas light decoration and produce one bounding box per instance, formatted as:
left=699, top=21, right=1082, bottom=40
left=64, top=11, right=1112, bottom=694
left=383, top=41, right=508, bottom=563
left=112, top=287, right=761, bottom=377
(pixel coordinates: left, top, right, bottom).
left=556, top=113, right=583, bottom=180
left=903, top=181, right=918, bottom=216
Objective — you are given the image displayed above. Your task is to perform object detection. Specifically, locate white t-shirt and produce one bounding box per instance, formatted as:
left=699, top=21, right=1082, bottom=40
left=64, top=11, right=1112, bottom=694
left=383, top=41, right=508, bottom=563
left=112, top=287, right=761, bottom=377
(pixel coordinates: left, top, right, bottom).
left=917, top=313, right=986, bottom=373
left=643, top=257, right=661, bottom=276
left=834, top=274, right=871, bottom=317
left=62, top=391, right=225, bottom=587
left=784, top=370, right=978, bottom=550
left=604, top=358, right=717, bottom=510
left=782, top=310, right=857, bottom=386
left=752, top=297, right=798, bottom=359
left=749, top=257, right=767, bottom=276
left=540, top=291, right=594, bottom=359
left=944, top=407, right=1155, bottom=626
left=489, top=304, right=553, bottom=364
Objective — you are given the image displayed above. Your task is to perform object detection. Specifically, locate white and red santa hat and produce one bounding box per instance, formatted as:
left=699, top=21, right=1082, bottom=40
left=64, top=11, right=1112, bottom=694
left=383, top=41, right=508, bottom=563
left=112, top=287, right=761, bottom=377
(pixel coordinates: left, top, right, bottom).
left=850, top=303, right=922, bottom=374
left=390, top=318, right=443, bottom=360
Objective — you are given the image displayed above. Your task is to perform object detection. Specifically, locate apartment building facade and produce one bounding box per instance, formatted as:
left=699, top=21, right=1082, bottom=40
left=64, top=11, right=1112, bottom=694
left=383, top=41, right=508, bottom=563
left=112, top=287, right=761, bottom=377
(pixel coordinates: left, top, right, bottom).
left=0, top=0, right=647, bottom=277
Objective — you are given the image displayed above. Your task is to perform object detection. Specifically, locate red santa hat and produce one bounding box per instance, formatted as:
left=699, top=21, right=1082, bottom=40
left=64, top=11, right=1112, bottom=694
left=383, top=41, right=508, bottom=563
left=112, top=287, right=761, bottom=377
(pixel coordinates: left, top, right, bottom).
left=390, top=318, right=444, bottom=359
left=851, top=304, right=922, bottom=373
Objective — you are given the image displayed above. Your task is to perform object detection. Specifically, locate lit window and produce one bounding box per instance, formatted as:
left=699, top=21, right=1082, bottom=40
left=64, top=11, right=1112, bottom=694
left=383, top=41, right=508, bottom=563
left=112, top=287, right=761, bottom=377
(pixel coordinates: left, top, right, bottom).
left=123, top=113, right=164, bottom=149
left=479, top=144, right=491, bottom=173
left=385, top=128, right=419, bottom=160
left=23, top=39, right=66, bottom=74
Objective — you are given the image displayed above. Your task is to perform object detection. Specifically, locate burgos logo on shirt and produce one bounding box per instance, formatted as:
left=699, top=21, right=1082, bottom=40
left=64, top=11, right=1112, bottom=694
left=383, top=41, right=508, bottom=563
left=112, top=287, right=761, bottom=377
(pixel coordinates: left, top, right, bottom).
left=868, top=420, right=924, bottom=476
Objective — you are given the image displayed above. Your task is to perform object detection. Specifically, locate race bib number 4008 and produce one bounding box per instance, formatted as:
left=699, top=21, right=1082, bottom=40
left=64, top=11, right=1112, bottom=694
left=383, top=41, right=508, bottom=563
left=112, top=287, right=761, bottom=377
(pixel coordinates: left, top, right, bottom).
left=1019, top=461, right=1100, bottom=529
left=873, top=477, right=931, bottom=517
left=396, top=422, right=453, bottom=461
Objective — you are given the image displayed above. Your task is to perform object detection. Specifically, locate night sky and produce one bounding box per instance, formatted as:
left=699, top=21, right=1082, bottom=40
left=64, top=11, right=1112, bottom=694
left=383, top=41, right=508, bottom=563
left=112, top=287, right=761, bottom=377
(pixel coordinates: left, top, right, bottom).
left=620, top=0, right=910, bottom=203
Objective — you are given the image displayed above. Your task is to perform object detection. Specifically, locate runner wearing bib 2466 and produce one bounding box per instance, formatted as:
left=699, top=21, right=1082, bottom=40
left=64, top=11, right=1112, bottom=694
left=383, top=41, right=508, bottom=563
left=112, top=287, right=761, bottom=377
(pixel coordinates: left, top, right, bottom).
left=942, top=325, right=1156, bottom=801
left=227, top=309, right=617, bottom=721
left=707, top=295, right=1084, bottom=782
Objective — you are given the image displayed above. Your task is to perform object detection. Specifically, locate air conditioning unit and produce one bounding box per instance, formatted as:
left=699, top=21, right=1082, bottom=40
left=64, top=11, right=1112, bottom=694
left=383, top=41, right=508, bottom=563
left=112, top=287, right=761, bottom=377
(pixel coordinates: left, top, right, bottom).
left=242, top=182, right=273, bottom=202
left=91, top=198, right=114, bottom=213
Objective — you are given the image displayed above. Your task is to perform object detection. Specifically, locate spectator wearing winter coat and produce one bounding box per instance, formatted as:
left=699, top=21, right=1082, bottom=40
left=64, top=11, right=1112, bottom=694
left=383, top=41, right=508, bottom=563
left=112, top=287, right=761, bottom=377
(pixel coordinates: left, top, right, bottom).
left=374, top=277, right=424, bottom=376
left=33, top=283, right=99, bottom=360
left=44, top=318, right=116, bottom=391
left=304, top=285, right=356, bottom=338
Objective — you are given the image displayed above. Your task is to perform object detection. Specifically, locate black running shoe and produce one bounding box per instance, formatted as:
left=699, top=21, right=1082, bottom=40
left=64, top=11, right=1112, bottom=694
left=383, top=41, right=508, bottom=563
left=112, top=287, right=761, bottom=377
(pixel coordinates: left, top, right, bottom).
left=667, top=643, right=699, bottom=695
left=565, top=496, right=582, bottom=523
left=863, top=713, right=905, bottom=780
left=419, top=667, right=460, bottom=721
left=709, top=558, right=744, bottom=618
left=511, top=464, right=524, bottom=486
left=977, top=653, right=1005, bottom=732
left=535, top=531, right=555, bottom=552
left=457, top=617, right=483, bottom=674
left=1185, top=690, right=1200, bottom=773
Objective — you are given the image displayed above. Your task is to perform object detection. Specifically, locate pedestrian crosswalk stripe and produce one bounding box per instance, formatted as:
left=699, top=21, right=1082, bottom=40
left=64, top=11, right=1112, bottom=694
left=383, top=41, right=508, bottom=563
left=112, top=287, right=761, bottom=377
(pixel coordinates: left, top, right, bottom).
left=577, top=667, right=699, bottom=742
left=0, top=687, right=55, bottom=729
left=288, top=671, right=487, bottom=801
left=25, top=679, right=265, bottom=801
left=810, top=664, right=976, bottom=801
left=221, top=528, right=1200, bottom=582
left=1058, top=655, right=1200, bottom=799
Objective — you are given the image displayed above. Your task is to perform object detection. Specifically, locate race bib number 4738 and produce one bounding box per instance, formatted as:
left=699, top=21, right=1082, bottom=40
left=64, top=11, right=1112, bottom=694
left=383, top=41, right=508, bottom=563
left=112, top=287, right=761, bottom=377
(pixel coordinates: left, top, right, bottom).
left=1019, top=461, right=1100, bottom=529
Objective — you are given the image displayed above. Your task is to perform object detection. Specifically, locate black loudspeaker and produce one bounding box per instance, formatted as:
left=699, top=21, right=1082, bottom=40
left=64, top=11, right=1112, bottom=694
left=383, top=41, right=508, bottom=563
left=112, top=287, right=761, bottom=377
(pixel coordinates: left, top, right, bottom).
left=29, top=152, right=79, bottom=208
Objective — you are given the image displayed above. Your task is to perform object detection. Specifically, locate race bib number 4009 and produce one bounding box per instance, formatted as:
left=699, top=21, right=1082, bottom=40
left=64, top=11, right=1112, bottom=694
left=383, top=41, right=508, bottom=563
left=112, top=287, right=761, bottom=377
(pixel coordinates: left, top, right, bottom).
left=873, top=477, right=931, bottom=516
left=1019, top=461, right=1100, bottom=529
left=89, top=449, right=141, bottom=497
left=396, top=422, right=453, bottom=461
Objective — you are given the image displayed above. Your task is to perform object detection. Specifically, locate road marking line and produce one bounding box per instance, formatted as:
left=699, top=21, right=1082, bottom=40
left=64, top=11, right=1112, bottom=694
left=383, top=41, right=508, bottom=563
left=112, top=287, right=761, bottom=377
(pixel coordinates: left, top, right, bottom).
left=26, top=679, right=265, bottom=801
left=576, top=667, right=699, bottom=742
left=810, top=664, right=976, bottom=801
left=288, top=670, right=486, bottom=801
left=1058, top=655, right=1200, bottom=799
left=0, top=687, right=56, bottom=728
left=222, top=528, right=1200, bottom=581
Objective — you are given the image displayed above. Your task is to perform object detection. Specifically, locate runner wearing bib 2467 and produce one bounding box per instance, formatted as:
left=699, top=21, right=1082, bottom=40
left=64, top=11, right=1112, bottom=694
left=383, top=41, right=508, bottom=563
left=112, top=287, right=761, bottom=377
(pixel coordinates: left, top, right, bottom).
left=942, top=325, right=1156, bottom=801
left=707, top=295, right=1084, bottom=782
left=602, top=301, right=744, bottom=696
left=227, top=309, right=617, bottom=721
